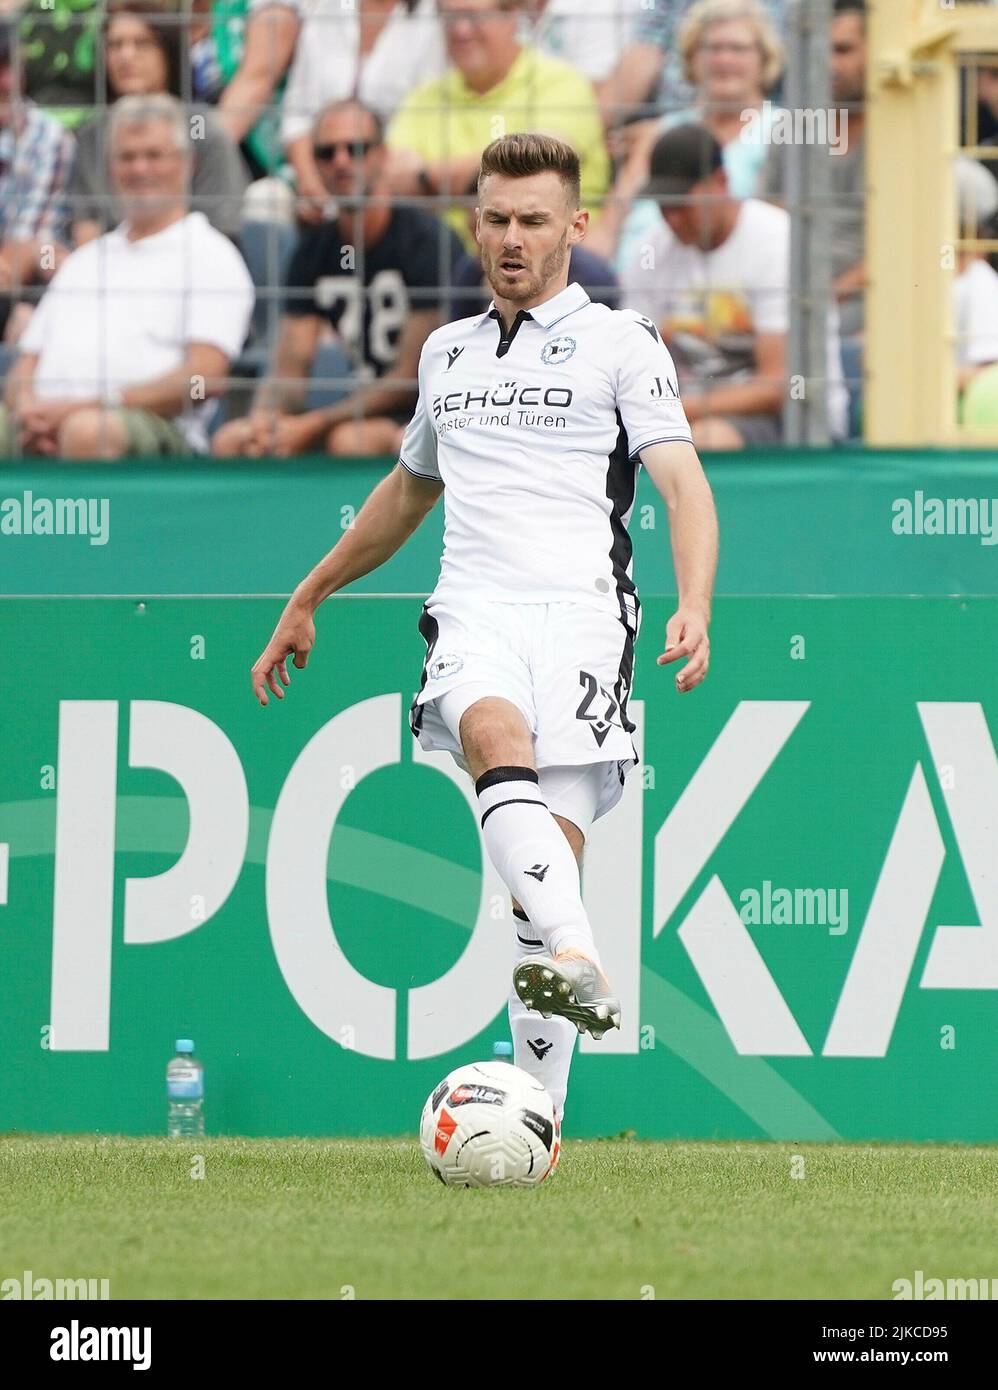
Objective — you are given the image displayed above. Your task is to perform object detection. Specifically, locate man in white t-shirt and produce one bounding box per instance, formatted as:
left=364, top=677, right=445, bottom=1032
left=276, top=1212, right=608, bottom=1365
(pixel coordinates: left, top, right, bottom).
left=0, top=94, right=253, bottom=459
left=250, top=132, right=718, bottom=1126
left=621, top=123, right=788, bottom=450
left=525, top=0, right=641, bottom=89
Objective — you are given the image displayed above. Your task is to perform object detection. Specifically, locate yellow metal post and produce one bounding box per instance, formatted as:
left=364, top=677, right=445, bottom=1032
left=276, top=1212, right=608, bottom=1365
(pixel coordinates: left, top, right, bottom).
left=866, top=0, right=958, bottom=445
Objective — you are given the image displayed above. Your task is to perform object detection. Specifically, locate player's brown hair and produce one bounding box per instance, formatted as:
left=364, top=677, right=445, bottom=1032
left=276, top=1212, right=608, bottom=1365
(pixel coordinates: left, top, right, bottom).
left=477, top=132, right=581, bottom=209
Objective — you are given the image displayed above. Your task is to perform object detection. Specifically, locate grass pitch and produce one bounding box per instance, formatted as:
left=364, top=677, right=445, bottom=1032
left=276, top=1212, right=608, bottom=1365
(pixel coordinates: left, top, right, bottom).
left=2, top=1136, right=995, bottom=1300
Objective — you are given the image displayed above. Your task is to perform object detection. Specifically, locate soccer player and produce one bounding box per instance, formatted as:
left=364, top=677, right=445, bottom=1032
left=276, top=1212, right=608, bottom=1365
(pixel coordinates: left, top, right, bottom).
left=251, top=132, right=718, bottom=1121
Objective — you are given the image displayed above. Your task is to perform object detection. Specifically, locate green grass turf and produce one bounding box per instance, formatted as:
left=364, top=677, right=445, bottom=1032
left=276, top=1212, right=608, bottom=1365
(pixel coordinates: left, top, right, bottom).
left=1, top=1136, right=995, bottom=1300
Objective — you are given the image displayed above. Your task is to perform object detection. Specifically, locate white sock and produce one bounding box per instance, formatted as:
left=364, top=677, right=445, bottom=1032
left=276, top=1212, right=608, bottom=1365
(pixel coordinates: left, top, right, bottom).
left=476, top=766, right=601, bottom=964
left=509, top=909, right=577, bottom=1121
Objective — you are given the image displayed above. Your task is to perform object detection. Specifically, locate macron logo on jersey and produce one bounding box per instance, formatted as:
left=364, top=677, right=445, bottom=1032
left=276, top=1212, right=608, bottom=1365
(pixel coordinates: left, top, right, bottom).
left=633, top=315, right=661, bottom=343
left=445, top=346, right=465, bottom=371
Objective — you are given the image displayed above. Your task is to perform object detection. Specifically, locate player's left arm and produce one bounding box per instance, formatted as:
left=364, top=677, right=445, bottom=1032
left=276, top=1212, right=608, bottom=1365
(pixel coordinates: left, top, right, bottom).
left=613, top=312, right=719, bottom=692
left=639, top=439, right=718, bottom=693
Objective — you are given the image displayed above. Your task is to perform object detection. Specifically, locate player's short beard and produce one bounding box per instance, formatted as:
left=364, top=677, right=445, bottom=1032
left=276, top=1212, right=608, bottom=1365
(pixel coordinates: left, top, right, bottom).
left=485, top=229, right=569, bottom=302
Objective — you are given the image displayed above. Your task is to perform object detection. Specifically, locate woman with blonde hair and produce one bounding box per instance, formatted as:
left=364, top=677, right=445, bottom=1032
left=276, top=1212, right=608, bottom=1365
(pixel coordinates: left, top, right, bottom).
left=590, top=0, right=784, bottom=267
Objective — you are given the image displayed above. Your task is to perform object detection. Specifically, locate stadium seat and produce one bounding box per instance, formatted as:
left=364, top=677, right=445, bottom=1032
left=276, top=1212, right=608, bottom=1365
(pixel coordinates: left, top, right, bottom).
left=305, top=342, right=355, bottom=411
left=240, top=219, right=297, bottom=355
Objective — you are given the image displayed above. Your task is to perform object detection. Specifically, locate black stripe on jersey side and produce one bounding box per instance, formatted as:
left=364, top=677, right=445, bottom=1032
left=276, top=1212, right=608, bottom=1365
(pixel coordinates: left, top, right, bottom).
left=408, top=603, right=440, bottom=738
left=605, top=408, right=640, bottom=632
left=613, top=617, right=638, bottom=736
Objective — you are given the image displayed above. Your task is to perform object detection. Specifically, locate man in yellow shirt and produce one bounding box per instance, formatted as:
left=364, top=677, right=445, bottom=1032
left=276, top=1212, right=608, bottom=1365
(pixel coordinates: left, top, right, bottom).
left=386, top=0, right=609, bottom=250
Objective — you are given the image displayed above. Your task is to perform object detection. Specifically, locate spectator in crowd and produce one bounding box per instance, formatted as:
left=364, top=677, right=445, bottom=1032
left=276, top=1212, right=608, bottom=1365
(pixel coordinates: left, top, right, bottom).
left=760, top=0, right=866, bottom=339
left=954, top=157, right=998, bottom=395
left=280, top=0, right=446, bottom=226
left=599, top=0, right=700, bottom=131
left=189, top=0, right=303, bottom=181
left=588, top=0, right=785, bottom=268
left=965, top=61, right=998, bottom=151
left=620, top=123, right=788, bottom=449
left=444, top=170, right=619, bottom=321
left=598, top=0, right=783, bottom=133
left=524, top=0, right=642, bottom=98
left=0, top=21, right=75, bottom=335
left=68, top=1, right=250, bottom=245
left=0, top=94, right=254, bottom=458
left=16, top=0, right=102, bottom=129
left=386, top=0, right=610, bottom=250
left=213, top=99, right=462, bottom=459
left=974, top=66, right=998, bottom=263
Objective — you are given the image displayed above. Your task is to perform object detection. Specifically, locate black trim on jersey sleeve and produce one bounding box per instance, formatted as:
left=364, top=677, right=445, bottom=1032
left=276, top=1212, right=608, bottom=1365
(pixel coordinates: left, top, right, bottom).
left=627, top=433, right=698, bottom=461
left=399, top=455, right=443, bottom=483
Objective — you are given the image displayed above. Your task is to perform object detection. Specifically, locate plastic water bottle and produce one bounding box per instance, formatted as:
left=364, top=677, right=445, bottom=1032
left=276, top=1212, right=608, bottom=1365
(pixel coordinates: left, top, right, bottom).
left=492, top=1041, right=514, bottom=1063
left=167, top=1039, right=204, bottom=1138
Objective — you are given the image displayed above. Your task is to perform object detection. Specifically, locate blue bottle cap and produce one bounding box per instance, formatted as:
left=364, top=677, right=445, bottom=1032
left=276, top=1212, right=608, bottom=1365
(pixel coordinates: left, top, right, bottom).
left=176, top=1039, right=194, bottom=1053
left=492, top=1041, right=513, bottom=1060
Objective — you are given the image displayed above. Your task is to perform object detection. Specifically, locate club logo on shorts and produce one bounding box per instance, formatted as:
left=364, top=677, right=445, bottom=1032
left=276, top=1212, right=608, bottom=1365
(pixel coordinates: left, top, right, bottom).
left=429, top=653, right=463, bottom=680
left=541, top=335, right=577, bottom=365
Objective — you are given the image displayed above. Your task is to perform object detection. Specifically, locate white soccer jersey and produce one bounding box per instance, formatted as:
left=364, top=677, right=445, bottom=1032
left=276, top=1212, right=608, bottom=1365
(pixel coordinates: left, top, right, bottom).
left=398, top=281, right=692, bottom=627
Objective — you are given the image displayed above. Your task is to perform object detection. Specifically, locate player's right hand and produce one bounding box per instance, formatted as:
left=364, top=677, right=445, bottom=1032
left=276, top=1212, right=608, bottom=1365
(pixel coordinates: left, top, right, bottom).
left=251, top=601, right=316, bottom=706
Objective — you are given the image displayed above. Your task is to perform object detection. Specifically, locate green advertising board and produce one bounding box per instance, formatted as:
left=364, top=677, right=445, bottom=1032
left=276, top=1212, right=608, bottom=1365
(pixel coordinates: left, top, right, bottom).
left=1, top=593, right=996, bottom=1141
left=2, top=450, right=998, bottom=597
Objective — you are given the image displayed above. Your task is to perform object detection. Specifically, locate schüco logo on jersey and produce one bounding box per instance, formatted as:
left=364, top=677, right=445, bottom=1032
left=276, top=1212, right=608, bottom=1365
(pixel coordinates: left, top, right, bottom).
left=431, top=384, right=574, bottom=418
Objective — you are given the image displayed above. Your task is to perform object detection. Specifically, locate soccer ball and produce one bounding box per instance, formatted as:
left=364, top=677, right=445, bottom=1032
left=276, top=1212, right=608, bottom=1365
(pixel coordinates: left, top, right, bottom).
left=420, top=1060, right=560, bottom=1188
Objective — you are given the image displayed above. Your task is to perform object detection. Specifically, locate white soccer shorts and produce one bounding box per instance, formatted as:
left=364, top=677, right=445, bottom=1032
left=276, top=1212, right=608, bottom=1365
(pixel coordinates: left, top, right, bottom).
left=408, top=597, right=641, bottom=825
